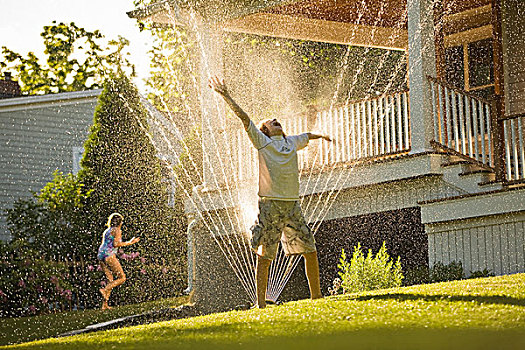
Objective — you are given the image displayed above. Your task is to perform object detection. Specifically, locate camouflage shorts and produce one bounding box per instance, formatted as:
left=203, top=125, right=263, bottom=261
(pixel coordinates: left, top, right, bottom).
left=250, top=199, right=316, bottom=260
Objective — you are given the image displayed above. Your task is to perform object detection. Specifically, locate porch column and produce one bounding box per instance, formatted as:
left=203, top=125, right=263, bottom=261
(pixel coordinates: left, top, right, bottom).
left=198, top=22, right=225, bottom=188
left=407, top=0, right=437, bottom=153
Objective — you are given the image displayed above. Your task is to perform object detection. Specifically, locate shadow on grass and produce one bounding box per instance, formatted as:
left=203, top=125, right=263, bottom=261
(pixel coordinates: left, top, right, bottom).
left=18, top=323, right=525, bottom=350
left=340, top=293, right=525, bottom=306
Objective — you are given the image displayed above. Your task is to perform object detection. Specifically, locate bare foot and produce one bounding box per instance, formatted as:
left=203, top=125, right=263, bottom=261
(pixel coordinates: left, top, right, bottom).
left=101, top=301, right=112, bottom=310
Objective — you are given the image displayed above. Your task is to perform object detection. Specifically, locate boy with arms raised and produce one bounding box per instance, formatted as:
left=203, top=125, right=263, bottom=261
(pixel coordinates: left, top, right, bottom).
left=209, top=76, right=331, bottom=308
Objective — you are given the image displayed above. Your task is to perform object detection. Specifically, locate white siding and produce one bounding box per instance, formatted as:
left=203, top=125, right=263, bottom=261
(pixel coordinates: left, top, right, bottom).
left=0, top=96, right=99, bottom=240
left=427, top=212, right=525, bottom=275
left=309, top=175, right=462, bottom=223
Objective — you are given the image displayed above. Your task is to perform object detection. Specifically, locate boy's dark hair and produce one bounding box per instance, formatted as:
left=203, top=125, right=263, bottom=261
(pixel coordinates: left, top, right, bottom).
left=259, top=120, right=286, bottom=138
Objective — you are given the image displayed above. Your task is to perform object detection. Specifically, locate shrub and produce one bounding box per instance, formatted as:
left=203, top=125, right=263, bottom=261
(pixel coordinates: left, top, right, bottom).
left=429, top=261, right=465, bottom=282
left=337, top=242, right=403, bottom=294
left=110, top=263, right=186, bottom=305
left=469, top=268, right=495, bottom=279
left=404, top=261, right=467, bottom=286
left=5, top=171, right=92, bottom=261
left=403, top=265, right=431, bottom=286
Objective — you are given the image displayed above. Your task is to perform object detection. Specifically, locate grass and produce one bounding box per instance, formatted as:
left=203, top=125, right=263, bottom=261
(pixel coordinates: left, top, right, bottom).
left=2, top=274, right=525, bottom=350
left=0, top=296, right=188, bottom=346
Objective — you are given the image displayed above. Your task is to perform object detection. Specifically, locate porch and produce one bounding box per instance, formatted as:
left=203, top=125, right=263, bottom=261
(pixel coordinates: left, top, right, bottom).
left=229, top=80, right=524, bottom=186
left=129, top=0, right=525, bottom=187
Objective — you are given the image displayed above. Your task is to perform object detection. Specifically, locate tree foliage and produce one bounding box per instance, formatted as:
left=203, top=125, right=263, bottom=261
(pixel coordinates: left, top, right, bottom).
left=5, top=171, right=92, bottom=260
left=0, top=21, right=135, bottom=94
left=79, top=74, right=184, bottom=266
left=146, top=26, right=200, bottom=117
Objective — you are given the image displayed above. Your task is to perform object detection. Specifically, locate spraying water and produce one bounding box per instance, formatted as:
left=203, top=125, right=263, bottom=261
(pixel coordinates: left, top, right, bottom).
left=126, top=0, right=439, bottom=305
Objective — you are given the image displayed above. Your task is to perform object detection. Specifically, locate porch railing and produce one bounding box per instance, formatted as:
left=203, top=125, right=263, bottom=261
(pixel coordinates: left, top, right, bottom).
left=502, top=113, right=525, bottom=181
left=232, top=90, right=411, bottom=182
left=429, top=76, right=494, bottom=167
left=429, top=76, right=525, bottom=182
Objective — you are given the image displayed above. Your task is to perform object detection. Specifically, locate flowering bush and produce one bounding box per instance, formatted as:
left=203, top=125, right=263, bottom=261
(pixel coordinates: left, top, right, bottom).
left=77, top=250, right=186, bottom=308
left=337, top=241, right=403, bottom=294
left=0, top=236, right=187, bottom=316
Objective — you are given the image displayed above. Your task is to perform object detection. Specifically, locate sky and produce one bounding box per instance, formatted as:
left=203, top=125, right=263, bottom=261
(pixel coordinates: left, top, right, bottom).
left=0, top=0, right=154, bottom=92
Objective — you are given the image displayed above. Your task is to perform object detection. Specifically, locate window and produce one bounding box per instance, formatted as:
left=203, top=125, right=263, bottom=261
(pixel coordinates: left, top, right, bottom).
left=444, top=45, right=464, bottom=89
left=444, top=38, right=494, bottom=99
left=72, top=147, right=84, bottom=175
left=442, top=4, right=495, bottom=99
left=467, top=38, right=494, bottom=92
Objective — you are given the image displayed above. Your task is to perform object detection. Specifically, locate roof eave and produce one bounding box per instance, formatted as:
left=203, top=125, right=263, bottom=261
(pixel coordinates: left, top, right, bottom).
left=127, top=0, right=301, bottom=26
left=0, top=89, right=102, bottom=110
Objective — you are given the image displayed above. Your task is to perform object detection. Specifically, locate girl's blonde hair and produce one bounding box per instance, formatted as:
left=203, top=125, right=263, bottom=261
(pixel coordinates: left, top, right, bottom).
left=106, top=213, right=124, bottom=228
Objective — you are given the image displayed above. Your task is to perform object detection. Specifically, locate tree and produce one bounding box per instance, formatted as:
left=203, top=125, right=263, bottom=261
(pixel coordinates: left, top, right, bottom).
left=79, top=74, right=183, bottom=266
left=0, top=21, right=135, bottom=95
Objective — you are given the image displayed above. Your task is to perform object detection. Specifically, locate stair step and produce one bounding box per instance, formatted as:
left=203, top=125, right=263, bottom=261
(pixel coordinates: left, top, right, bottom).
left=458, top=169, right=495, bottom=177
left=503, top=179, right=525, bottom=189
left=442, top=160, right=489, bottom=175
left=478, top=179, right=502, bottom=187
left=446, top=154, right=467, bottom=163
left=441, top=160, right=472, bottom=167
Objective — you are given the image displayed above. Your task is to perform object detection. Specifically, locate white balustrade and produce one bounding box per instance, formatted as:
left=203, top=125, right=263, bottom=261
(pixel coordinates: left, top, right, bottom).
left=231, top=91, right=411, bottom=181
left=429, top=77, right=494, bottom=167
left=502, top=114, right=525, bottom=181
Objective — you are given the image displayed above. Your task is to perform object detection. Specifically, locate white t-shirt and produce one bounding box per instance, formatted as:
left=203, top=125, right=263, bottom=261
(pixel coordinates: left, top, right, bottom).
left=246, top=120, right=309, bottom=200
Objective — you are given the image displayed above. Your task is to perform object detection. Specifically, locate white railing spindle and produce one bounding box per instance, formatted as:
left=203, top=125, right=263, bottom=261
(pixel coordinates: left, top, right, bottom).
left=428, top=77, right=494, bottom=169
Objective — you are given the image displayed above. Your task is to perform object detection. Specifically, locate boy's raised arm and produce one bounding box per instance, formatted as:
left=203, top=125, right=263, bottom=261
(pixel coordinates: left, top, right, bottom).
left=307, top=132, right=332, bottom=142
left=209, top=76, right=250, bottom=129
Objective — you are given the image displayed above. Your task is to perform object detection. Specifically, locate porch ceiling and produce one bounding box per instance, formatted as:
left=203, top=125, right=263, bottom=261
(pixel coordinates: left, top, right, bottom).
left=223, top=0, right=409, bottom=50
left=265, top=0, right=408, bottom=29
left=128, top=0, right=408, bottom=50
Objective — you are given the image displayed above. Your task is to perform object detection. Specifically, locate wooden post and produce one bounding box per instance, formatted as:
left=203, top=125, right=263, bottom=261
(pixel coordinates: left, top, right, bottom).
left=491, top=95, right=506, bottom=181
left=433, top=0, right=445, bottom=80
left=407, top=0, right=438, bottom=153
left=492, top=0, right=505, bottom=99
left=491, top=0, right=506, bottom=181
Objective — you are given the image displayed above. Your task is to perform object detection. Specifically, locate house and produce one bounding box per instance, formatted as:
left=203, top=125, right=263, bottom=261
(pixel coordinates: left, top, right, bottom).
left=0, top=89, right=102, bottom=241
left=0, top=82, right=184, bottom=241
left=129, top=0, right=525, bottom=311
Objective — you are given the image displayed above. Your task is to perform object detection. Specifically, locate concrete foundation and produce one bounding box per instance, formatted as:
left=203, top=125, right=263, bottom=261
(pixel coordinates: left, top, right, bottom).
left=189, top=212, right=253, bottom=313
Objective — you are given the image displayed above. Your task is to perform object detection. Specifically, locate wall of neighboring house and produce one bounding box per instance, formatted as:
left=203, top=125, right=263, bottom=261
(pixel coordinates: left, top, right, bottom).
left=0, top=90, right=101, bottom=241
left=503, top=0, right=525, bottom=115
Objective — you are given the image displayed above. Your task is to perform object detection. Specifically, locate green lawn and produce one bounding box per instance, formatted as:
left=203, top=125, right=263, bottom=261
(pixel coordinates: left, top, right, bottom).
left=2, top=274, right=525, bottom=350
left=0, top=296, right=188, bottom=346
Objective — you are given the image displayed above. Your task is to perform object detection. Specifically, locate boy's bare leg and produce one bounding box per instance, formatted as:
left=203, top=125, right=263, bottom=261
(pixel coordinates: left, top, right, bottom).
left=255, top=255, right=272, bottom=308
left=303, top=251, right=322, bottom=299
